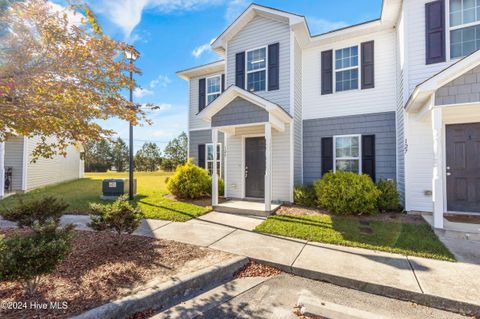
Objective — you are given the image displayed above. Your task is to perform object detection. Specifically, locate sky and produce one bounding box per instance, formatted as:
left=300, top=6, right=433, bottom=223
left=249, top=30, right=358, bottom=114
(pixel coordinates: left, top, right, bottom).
left=55, top=0, right=383, bottom=152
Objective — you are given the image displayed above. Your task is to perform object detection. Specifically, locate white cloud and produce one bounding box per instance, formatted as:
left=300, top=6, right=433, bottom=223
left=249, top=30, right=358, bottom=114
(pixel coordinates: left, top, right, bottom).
left=307, top=17, right=348, bottom=35
left=225, top=0, right=249, bottom=24
left=89, top=0, right=223, bottom=40
left=149, top=75, right=171, bottom=88
left=133, top=87, right=154, bottom=98
left=192, top=38, right=216, bottom=58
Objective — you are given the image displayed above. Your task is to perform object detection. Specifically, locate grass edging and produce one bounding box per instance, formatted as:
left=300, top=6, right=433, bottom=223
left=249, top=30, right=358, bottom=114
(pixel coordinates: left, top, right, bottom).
left=70, top=256, right=248, bottom=319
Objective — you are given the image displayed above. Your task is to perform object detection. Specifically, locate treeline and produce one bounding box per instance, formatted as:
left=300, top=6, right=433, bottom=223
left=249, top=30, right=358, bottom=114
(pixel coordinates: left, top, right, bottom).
left=84, top=132, right=187, bottom=172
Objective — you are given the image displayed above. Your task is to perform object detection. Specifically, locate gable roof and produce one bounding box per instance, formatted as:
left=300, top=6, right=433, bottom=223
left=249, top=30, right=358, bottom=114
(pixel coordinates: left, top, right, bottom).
left=405, top=50, right=480, bottom=112
left=176, top=60, right=224, bottom=80
left=198, top=85, right=292, bottom=124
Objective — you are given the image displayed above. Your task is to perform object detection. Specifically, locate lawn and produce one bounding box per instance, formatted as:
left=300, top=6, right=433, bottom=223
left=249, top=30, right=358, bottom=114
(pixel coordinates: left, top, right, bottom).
left=255, top=214, right=455, bottom=261
left=0, top=171, right=210, bottom=222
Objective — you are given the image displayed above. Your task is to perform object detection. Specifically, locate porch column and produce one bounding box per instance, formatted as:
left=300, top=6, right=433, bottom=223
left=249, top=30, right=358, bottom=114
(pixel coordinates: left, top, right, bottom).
left=212, top=128, right=219, bottom=207
left=265, top=123, right=272, bottom=212
left=0, top=142, right=4, bottom=198
left=432, top=107, right=444, bottom=229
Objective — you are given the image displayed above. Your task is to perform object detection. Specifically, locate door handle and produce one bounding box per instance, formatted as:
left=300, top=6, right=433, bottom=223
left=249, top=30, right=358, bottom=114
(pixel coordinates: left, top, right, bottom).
left=245, top=166, right=248, bottom=178
left=446, top=172, right=451, bottom=176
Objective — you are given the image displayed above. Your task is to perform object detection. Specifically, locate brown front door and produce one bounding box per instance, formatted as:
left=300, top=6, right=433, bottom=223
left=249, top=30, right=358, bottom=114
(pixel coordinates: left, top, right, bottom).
left=245, top=137, right=265, bottom=199
left=446, top=123, right=480, bottom=212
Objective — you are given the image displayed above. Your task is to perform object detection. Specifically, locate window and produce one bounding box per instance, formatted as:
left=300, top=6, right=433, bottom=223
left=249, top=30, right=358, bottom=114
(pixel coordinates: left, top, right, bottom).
left=450, top=0, right=480, bottom=58
left=206, top=143, right=222, bottom=177
left=334, top=135, right=361, bottom=174
left=246, top=47, right=267, bottom=92
left=206, top=75, right=221, bottom=104
left=335, top=46, right=359, bottom=92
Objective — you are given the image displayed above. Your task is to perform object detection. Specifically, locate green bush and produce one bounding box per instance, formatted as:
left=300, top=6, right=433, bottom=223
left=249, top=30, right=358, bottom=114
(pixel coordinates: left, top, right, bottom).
left=0, top=226, right=74, bottom=294
left=377, top=179, right=401, bottom=213
left=207, top=176, right=225, bottom=197
left=294, top=184, right=317, bottom=207
left=1, top=196, right=69, bottom=230
left=314, top=171, right=380, bottom=215
left=89, top=195, right=143, bottom=246
left=167, top=159, right=211, bottom=199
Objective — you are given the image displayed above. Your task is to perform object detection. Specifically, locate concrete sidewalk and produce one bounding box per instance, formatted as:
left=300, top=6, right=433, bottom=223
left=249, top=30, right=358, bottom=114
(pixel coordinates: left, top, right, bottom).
left=1, top=212, right=479, bottom=315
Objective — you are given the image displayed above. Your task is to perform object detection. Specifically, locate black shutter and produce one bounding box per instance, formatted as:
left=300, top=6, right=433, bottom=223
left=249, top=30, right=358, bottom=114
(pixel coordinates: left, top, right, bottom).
left=321, top=50, right=333, bottom=95
left=198, top=78, right=206, bottom=112
left=425, top=0, right=446, bottom=65
left=221, top=74, right=225, bottom=92
left=268, top=43, right=280, bottom=91
left=235, top=52, right=245, bottom=89
left=321, top=137, right=333, bottom=176
left=198, top=144, right=206, bottom=169
left=361, top=41, right=375, bottom=89
left=362, top=135, right=376, bottom=181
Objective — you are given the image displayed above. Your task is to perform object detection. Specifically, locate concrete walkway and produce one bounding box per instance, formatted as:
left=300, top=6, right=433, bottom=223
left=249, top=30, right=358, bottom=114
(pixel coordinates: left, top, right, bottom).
left=1, top=212, right=479, bottom=314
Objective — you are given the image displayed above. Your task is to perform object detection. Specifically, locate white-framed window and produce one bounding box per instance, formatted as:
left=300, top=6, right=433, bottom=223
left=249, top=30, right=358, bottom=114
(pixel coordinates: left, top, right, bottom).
left=246, top=47, right=267, bottom=92
left=206, top=75, right=221, bottom=104
left=206, top=143, right=222, bottom=177
left=449, top=0, right=480, bottom=58
left=333, top=135, right=362, bottom=174
left=335, top=46, right=359, bottom=92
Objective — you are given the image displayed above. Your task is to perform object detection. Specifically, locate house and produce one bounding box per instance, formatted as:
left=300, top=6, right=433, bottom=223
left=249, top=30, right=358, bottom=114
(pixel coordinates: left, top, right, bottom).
left=0, top=136, right=84, bottom=199
left=177, top=0, right=480, bottom=228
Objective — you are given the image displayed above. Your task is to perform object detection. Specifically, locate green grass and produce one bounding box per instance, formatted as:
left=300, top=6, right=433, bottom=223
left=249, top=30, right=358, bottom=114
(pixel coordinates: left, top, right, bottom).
left=0, top=171, right=210, bottom=222
left=255, top=214, right=455, bottom=261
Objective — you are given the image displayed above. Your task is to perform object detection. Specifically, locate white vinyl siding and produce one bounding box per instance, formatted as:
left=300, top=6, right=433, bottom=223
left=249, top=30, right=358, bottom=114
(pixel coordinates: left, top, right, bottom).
left=226, top=15, right=291, bottom=112
left=4, top=136, right=25, bottom=191
left=303, top=29, right=396, bottom=120
left=26, top=137, right=82, bottom=190
left=293, top=37, right=303, bottom=185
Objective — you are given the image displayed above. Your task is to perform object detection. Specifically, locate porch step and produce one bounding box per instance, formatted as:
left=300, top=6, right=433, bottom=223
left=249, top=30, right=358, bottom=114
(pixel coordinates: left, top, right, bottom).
left=213, top=200, right=281, bottom=217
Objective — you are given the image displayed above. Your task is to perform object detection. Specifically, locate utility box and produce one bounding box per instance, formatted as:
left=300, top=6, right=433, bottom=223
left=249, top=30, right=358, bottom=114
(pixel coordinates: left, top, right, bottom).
left=101, top=178, right=137, bottom=200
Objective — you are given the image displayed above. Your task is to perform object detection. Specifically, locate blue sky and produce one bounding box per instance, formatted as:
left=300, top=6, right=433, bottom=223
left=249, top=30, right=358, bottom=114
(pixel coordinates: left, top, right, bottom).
left=71, top=0, right=383, bottom=151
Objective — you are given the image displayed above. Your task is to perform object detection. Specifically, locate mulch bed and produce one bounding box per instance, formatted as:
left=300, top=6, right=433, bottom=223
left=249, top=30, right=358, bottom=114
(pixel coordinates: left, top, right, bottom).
left=277, top=205, right=426, bottom=225
left=445, top=214, right=480, bottom=224
left=0, top=230, right=228, bottom=319
left=234, top=260, right=282, bottom=278
left=164, top=194, right=227, bottom=207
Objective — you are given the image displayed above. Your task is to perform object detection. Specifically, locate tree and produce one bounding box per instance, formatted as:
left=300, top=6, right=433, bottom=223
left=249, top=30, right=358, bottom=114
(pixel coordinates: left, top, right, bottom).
left=161, top=132, right=188, bottom=171
left=112, top=138, right=128, bottom=172
left=0, top=0, right=148, bottom=159
left=84, top=139, right=112, bottom=172
left=135, top=142, right=161, bottom=172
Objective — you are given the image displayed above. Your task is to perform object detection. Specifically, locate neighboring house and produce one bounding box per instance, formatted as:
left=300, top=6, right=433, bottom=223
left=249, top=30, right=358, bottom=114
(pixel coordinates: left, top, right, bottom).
left=177, top=0, right=480, bottom=228
left=0, top=136, right=84, bottom=199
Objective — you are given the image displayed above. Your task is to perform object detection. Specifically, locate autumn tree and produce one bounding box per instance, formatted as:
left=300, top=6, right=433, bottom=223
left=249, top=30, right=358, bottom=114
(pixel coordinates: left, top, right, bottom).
left=161, top=132, right=188, bottom=171
left=0, top=0, right=147, bottom=159
left=135, top=142, right=161, bottom=172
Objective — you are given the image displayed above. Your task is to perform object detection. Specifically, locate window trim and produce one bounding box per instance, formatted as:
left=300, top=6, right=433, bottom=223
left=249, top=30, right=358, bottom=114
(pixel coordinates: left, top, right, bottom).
left=333, top=134, right=362, bottom=174
left=245, top=46, right=268, bottom=92
left=205, top=143, right=222, bottom=178
left=205, top=74, right=222, bottom=105
left=447, top=0, right=480, bottom=60
left=333, top=45, right=361, bottom=93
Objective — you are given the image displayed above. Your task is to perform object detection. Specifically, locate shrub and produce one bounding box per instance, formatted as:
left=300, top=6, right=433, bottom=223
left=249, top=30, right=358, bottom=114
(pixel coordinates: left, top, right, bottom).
left=0, top=226, right=74, bottom=295
left=314, top=171, right=380, bottom=215
left=294, top=184, right=317, bottom=207
left=89, top=195, right=143, bottom=246
left=207, top=176, right=225, bottom=197
left=1, top=196, right=69, bottom=230
left=376, top=179, right=401, bottom=213
left=166, top=159, right=211, bottom=199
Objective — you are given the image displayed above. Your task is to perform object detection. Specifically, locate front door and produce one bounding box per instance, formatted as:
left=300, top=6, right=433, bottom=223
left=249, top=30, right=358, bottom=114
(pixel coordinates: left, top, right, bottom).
left=446, top=123, right=480, bottom=212
left=245, top=137, right=265, bottom=198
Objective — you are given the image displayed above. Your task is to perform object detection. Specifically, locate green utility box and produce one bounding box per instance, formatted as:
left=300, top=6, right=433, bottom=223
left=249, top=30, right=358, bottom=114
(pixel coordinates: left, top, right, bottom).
left=101, top=178, right=137, bottom=200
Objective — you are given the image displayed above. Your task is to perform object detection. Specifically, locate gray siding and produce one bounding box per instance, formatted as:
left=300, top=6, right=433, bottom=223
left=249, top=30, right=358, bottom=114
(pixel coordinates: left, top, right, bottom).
left=435, top=65, right=480, bottom=106
left=303, top=112, right=397, bottom=184
left=188, top=129, right=225, bottom=176
left=4, top=136, right=24, bottom=191
left=211, top=97, right=268, bottom=127
left=293, top=38, right=303, bottom=185
left=226, top=15, right=291, bottom=112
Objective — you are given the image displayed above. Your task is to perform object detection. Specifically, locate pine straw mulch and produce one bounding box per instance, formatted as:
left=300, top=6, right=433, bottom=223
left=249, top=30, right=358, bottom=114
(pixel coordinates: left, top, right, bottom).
left=0, top=230, right=231, bottom=319
left=277, top=205, right=426, bottom=225
left=234, top=260, right=282, bottom=278
left=163, top=194, right=228, bottom=208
